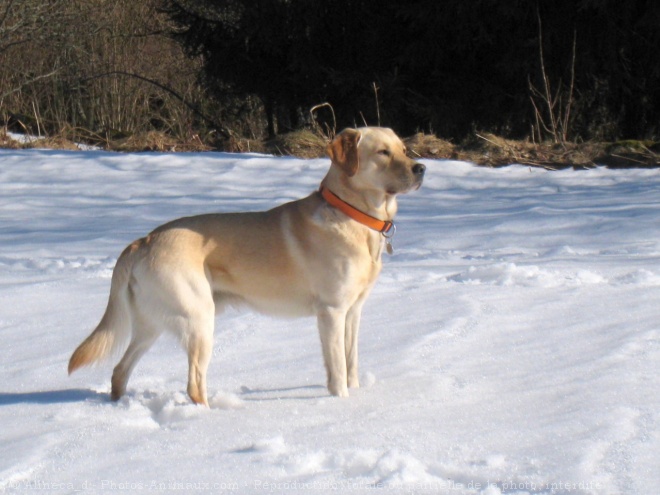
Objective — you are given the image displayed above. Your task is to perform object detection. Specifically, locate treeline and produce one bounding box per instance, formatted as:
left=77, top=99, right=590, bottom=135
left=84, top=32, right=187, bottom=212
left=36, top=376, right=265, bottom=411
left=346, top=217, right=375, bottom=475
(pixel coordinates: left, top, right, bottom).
left=0, top=0, right=229, bottom=146
left=2, top=0, right=659, bottom=147
left=165, top=0, right=660, bottom=141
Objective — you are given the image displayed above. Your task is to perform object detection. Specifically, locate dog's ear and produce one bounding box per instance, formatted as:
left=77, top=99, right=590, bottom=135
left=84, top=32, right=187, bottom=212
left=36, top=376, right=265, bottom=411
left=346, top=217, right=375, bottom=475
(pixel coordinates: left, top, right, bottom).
left=327, top=128, right=361, bottom=177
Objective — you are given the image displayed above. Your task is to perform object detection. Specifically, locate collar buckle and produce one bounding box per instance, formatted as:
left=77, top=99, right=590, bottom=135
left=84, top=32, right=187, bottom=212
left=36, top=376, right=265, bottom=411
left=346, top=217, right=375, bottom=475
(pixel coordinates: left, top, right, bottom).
left=381, top=222, right=396, bottom=238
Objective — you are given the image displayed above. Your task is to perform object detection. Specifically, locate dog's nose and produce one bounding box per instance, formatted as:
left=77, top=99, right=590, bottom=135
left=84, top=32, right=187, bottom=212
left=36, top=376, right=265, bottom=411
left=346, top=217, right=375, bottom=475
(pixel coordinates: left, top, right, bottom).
left=412, top=163, right=426, bottom=177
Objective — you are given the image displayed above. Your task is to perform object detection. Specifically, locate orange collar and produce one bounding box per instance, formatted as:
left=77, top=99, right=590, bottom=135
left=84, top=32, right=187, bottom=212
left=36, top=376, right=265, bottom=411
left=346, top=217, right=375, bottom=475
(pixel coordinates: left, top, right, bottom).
left=320, top=186, right=395, bottom=235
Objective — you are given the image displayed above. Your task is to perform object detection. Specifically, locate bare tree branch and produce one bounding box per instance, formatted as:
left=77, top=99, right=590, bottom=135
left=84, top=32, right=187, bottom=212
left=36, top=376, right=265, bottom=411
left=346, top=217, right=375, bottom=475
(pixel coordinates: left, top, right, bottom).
left=80, top=71, right=233, bottom=139
left=0, top=69, right=61, bottom=99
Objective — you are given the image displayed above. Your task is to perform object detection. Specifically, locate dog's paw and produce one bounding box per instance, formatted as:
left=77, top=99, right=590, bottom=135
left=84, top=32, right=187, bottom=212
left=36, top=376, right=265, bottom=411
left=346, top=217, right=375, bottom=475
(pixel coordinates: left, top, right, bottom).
left=328, top=383, right=349, bottom=398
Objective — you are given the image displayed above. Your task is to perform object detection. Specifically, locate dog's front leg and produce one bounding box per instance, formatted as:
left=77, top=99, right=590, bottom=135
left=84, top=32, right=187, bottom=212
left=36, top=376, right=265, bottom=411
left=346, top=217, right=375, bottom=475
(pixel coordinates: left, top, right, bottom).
left=317, top=307, right=349, bottom=397
left=345, top=303, right=363, bottom=389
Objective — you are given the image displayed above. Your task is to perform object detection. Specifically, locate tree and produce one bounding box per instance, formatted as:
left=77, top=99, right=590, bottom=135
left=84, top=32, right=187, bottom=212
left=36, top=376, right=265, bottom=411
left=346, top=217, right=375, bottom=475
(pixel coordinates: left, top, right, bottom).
left=165, top=0, right=660, bottom=141
left=1, top=0, right=212, bottom=140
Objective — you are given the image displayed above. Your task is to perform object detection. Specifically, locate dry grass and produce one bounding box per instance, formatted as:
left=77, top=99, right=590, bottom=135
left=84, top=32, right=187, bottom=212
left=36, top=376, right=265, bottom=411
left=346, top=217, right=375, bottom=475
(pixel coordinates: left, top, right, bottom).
left=1, top=128, right=657, bottom=169
left=404, top=133, right=456, bottom=159
left=23, top=136, right=81, bottom=151
left=264, top=129, right=328, bottom=158
left=459, top=133, right=577, bottom=169
left=454, top=133, right=658, bottom=169
left=223, top=136, right=268, bottom=154
left=217, top=129, right=327, bottom=158
left=109, top=131, right=211, bottom=152
left=0, top=129, right=22, bottom=149
left=596, top=140, right=660, bottom=168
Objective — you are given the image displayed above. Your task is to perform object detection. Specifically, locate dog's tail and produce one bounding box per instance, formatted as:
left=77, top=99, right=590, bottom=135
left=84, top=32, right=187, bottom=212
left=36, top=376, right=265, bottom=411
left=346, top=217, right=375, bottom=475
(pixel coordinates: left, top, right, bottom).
left=68, top=242, right=138, bottom=374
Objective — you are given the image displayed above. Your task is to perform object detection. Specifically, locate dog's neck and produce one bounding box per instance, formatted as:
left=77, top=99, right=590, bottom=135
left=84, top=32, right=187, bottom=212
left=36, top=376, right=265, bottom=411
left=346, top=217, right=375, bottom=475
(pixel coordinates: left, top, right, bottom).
left=320, top=167, right=398, bottom=223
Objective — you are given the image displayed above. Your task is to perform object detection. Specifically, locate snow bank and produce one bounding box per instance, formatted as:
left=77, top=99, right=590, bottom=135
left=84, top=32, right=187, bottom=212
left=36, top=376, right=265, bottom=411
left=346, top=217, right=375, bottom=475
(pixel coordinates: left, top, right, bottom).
left=0, top=149, right=658, bottom=494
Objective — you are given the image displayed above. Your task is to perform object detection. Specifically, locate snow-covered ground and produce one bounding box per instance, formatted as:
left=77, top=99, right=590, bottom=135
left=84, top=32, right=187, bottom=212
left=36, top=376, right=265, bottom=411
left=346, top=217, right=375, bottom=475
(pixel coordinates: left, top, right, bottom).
left=0, top=147, right=658, bottom=494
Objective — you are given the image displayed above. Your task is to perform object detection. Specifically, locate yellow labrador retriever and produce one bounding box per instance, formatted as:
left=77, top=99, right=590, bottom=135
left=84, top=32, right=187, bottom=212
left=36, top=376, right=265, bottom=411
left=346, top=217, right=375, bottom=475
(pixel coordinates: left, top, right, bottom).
left=68, top=127, right=425, bottom=405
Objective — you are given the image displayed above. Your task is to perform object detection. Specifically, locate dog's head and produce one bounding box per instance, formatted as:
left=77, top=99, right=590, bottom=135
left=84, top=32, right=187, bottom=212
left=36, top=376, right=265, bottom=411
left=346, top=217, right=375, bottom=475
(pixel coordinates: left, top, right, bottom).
left=327, top=127, right=425, bottom=196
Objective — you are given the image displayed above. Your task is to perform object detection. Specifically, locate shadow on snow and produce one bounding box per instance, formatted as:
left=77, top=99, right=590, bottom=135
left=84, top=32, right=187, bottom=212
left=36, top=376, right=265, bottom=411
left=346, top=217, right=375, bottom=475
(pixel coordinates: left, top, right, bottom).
left=0, top=388, right=106, bottom=406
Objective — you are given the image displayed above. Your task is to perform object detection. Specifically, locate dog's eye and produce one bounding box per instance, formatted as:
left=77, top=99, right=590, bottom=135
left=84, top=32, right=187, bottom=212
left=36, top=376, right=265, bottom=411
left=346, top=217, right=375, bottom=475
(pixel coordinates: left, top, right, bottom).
left=378, top=149, right=391, bottom=157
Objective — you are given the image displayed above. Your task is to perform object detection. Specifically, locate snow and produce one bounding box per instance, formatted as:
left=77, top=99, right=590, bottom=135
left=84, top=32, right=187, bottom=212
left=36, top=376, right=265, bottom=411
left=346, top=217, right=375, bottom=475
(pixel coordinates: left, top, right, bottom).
left=0, top=148, right=658, bottom=494
left=4, top=132, right=100, bottom=151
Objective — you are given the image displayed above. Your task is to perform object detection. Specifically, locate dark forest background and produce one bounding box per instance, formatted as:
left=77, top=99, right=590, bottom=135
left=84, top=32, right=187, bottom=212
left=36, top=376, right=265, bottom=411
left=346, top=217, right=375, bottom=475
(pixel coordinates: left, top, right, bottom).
left=1, top=0, right=659, bottom=150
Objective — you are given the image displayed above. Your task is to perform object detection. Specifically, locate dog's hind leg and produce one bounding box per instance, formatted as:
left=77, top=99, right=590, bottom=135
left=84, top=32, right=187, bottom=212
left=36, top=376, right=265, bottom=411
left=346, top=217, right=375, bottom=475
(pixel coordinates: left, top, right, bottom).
left=185, top=310, right=215, bottom=406
left=175, top=282, right=216, bottom=406
left=111, top=322, right=159, bottom=401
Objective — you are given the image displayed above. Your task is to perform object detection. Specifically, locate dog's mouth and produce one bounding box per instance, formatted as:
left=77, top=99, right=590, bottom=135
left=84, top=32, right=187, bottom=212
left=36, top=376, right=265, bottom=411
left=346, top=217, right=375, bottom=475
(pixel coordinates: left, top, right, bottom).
left=392, top=173, right=425, bottom=194
left=387, top=181, right=423, bottom=196
left=385, top=162, right=425, bottom=195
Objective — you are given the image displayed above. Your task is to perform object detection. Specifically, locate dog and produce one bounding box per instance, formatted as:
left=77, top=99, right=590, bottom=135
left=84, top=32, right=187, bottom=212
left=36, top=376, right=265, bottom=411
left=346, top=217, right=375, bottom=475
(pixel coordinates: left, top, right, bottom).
left=68, top=127, right=425, bottom=405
